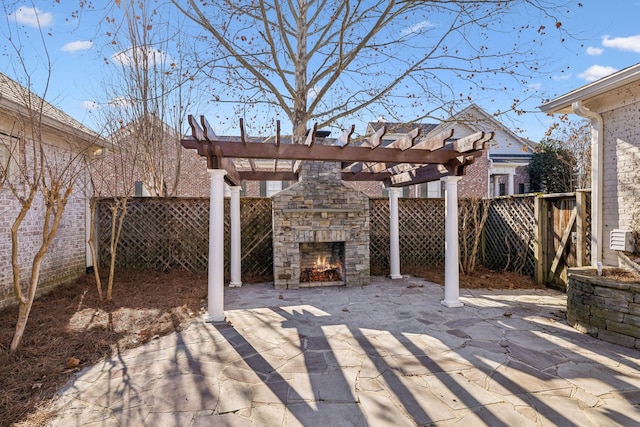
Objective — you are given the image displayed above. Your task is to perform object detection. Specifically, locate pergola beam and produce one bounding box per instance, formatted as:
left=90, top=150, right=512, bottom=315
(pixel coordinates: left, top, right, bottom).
left=181, top=116, right=492, bottom=188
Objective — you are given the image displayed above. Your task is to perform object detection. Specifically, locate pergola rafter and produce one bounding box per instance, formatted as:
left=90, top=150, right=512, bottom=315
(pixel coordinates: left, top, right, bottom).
left=180, top=115, right=493, bottom=188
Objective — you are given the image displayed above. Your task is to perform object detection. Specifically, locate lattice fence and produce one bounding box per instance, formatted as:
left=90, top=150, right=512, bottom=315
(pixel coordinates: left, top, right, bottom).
left=482, top=195, right=537, bottom=277
left=370, top=198, right=446, bottom=274
left=96, top=197, right=272, bottom=281
left=97, top=194, right=586, bottom=281
left=97, top=198, right=209, bottom=272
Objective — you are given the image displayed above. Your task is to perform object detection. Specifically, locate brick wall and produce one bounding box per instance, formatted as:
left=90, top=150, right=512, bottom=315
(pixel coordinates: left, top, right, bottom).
left=601, top=101, right=640, bottom=265
left=0, top=155, right=88, bottom=309
left=458, top=150, right=490, bottom=198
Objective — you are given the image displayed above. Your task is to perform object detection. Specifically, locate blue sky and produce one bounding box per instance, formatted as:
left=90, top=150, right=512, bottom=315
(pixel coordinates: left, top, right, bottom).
left=2, top=1, right=640, bottom=143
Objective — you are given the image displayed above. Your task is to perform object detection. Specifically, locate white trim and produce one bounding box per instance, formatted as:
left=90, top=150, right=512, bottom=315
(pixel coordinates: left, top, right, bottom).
left=540, top=63, right=640, bottom=114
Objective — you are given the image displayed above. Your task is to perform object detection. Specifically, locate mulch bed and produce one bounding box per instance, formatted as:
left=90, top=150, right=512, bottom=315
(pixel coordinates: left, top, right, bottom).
left=0, top=270, right=207, bottom=427
left=1, top=266, right=542, bottom=426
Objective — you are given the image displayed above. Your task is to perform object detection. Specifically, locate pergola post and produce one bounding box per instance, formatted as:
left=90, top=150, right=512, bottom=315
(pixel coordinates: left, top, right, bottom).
left=389, top=187, right=402, bottom=279
left=441, top=176, right=463, bottom=308
left=229, top=185, right=242, bottom=287
left=207, top=169, right=227, bottom=322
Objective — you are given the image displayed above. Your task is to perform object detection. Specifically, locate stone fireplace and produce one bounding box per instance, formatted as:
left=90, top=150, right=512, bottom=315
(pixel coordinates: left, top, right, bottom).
left=272, top=154, right=370, bottom=289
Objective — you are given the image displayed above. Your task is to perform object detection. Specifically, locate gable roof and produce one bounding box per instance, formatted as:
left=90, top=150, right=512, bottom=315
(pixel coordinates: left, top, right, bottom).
left=109, top=113, right=180, bottom=140
left=366, top=121, right=438, bottom=137
left=426, top=104, right=533, bottom=148
left=540, top=62, right=640, bottom=114
left=0, top=72, right=108, bottom=147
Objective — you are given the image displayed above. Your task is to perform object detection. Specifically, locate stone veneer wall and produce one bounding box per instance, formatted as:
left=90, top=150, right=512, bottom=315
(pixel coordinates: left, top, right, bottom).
left=272, top=158, right=370, bottom=289
left=567, top=267, right=640, bottom=349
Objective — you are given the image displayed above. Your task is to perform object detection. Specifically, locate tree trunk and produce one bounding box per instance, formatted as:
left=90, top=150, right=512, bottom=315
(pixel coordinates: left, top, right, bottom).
left=292, top=0, right=308, bottom=144
left=106, top=197, right=128, bottom=302
left=10, top=299, right=33, bottom=352
left=87, top=199, right=103, bottom=301
left=10, top=242, right=46, bottom=352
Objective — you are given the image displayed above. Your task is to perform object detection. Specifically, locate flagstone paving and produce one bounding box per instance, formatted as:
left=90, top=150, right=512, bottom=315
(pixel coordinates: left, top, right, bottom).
left=44, top=276, right=640, bottom=426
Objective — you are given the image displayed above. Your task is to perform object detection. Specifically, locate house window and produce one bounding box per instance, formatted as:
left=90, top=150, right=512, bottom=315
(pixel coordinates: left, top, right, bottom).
left=134, top=181, right=150, bottom=197
left=424, top=181, right=443, bottom=198
left=0, top=132, right=18, bottom=181
left=499, top=183, right=506, bottom=196
left=260, top=181, right=287, bottom=197
left=420, top=183, right=428, bottom=198
left=0, top=143, right=9, bottom=171
left=518, top=183, right=530, bottom=194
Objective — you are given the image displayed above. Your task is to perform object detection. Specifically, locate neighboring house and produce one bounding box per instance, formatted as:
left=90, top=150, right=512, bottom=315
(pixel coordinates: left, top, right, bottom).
left=93, top=114, right=210, bottom=198
left=0, top=73, right=109, bottom=308
left=363, top=104, right=534, bottom=198
left=540, top=62, right=640, bottom=268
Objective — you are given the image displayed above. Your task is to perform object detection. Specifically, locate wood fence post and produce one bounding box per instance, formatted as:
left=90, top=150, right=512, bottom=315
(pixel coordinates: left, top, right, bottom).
left=576, top=190, right=588, bottom=267
left=534, top=194, right=546, bottom=284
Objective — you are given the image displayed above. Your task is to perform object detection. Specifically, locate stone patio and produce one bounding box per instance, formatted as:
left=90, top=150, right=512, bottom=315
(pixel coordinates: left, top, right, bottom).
left=44, top=277, right=640, bottom=426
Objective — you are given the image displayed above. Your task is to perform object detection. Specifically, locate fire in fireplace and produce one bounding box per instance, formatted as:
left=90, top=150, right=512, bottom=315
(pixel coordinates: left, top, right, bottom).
left=299, top=242, right=345, bottom=285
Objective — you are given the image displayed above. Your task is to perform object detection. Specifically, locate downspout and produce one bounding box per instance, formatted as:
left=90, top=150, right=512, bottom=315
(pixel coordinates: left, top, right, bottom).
left=85, top=162, right=94, bottom=272
left=571, top=101, right=604, bottom=267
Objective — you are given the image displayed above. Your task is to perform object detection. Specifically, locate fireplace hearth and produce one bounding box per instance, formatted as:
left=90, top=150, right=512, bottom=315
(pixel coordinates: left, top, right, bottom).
left=299, top=242, right=345, bottom=285
left=272, top=144, right=370, bottom=289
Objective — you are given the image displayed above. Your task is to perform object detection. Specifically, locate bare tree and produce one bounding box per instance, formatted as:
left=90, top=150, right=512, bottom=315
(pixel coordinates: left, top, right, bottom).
left=459, top=197, right=490, bottom=274
left=0, top=6, right=101, bottom=350
left=172, top=0, right=571, bottom=140
left=100, top=0, right=202, bottom=197
left=86, top=125, right=140, bottom=303
left=546, top=117, right=591, bottom=190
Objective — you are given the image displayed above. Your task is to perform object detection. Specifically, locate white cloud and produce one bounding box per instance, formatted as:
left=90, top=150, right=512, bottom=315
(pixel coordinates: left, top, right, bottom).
left=578, top=65, right=618, bottom=82
left=82, top=100, right=99, bottom=111
left=586, top=46, right=603, bottom=56
left=61, top=40, right=93, bottom=53
left=602, top=34, right=640, bottom=53
left=111, top=46, right=170, bottom=67
left=552, top=73, right=572, bottom=80
left=9, top=6, right=53, bottom=28
left=401, top=20, right=436, bottom=37
left=307, top=85, right=320, bottom=100
left=528, top=82, right=542, bottom=91
left=107, top=97, right=132, bottom=108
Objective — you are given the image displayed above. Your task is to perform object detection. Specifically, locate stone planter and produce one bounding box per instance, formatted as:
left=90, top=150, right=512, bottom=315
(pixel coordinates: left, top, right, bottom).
left=567, top=267, right=640, bottom=349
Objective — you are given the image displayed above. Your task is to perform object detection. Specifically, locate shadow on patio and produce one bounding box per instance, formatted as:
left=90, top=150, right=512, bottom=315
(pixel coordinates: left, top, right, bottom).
left=46, top=277, right=640, bottom=426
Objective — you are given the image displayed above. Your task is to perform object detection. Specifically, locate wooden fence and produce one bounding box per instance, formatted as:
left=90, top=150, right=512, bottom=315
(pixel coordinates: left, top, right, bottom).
left=96, top=192, right=590, bottom=285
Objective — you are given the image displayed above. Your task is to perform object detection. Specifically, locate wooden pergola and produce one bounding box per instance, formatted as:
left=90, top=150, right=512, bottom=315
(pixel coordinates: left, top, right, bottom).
left=181, top=115, right=493, bottom=322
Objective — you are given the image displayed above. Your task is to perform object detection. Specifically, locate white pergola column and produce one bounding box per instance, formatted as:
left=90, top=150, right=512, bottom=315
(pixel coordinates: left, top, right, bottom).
left=207, top=169, right=227, bottom=322
left=441, top=176, right=463, bottom=308
left=507, top=172, right=515, bottom=195
left=389, top=187, right=402, bottom=279
left=229, top=185, right=242, bottom=288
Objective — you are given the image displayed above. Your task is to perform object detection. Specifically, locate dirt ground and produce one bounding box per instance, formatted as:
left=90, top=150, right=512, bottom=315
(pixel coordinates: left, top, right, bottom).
left=406, top=265, right=544, bottom=290
left=0, top=266, right=541, bottom=426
